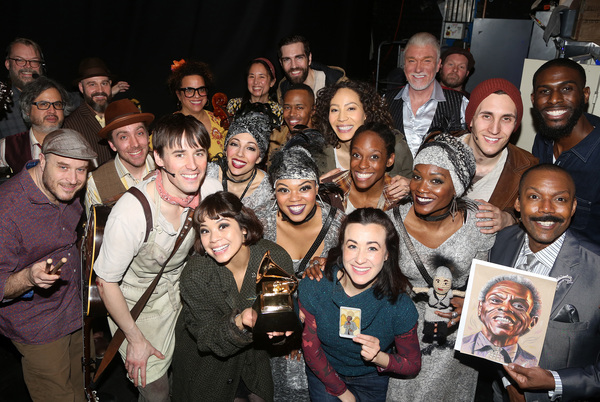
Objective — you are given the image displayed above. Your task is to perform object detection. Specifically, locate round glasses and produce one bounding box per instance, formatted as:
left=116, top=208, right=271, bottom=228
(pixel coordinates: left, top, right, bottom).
left=179, top=86, right=207, bottom=98
left=7, top=58, right=45, bottom=68
left=31, top=101, right=65, bottom=110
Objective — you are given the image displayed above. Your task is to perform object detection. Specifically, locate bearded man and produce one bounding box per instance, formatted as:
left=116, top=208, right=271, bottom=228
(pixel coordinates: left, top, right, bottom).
left=531, top=58, right=600, bottom=246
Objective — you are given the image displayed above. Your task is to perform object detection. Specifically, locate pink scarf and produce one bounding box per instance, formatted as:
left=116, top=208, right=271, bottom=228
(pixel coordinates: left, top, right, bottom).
left=154, top=170, right=200, bottom=209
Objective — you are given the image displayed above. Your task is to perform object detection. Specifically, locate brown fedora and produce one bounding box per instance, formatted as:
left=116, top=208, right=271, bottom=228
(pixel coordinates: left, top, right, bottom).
left=97, top=99, right=154, bottom=140
left=74, top=57, right=115, bottom=85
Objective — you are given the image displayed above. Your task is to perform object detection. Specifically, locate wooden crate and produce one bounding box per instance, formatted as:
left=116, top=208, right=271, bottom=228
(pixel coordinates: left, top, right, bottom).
left=573, top=0, right=600, bottom=43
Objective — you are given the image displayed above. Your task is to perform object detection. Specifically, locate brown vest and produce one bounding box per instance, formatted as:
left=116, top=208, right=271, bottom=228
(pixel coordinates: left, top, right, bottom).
left=91, top=159, right=127, bottom=204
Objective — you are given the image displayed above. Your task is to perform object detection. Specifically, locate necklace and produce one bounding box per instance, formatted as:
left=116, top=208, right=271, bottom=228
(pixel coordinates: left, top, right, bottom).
left=279, top=204, right=318, bottom=225
left=222, top=167, right=257, bottom=200
left=415, top=210, right=451, bottom=222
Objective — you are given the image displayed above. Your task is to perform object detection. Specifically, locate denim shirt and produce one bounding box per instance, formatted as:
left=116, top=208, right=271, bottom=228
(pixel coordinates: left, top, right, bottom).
left=532, top=113, right=600, bottom=246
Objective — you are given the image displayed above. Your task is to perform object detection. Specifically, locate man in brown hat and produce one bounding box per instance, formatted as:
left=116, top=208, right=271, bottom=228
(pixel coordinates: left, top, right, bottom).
left=84, top=99, right=155, bottom=213
left=0, top=128, right=97, bottom=402
left=64, top=57, right=123, bottom=165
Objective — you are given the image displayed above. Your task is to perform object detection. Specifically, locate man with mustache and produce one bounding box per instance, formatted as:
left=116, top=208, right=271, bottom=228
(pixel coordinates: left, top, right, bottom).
left=0, top=129, right=97, bottom=402
left=84, top=99, right=155, bottom=213
left=531, top=58, right=600, bottom=246
left=276, top=34, right=346, bottom=103
left=1, top=38, right=45, bottom=139
left=64, top=57, right=117, bottom=166
left=461, top=275, right=540, bottom=367
left=0, top=77, right=69, bottom=174
left=386, top=32, right=467, bottom=157
left=488, top=164, right=600, bottom=401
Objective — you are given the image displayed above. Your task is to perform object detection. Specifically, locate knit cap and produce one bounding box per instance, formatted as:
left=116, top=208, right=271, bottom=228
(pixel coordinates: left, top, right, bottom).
left=413, top=133, right=476, bottom=197
left=465, top=78, right=523, bottom=130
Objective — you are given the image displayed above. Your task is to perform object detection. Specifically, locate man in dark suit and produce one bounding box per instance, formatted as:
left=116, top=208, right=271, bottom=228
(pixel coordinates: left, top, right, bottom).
left=489, top=163, right=600, bottom=401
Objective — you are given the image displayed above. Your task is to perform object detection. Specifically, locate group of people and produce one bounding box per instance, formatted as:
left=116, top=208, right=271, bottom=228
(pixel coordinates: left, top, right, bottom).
left=0, top=29, right=599, bottom=402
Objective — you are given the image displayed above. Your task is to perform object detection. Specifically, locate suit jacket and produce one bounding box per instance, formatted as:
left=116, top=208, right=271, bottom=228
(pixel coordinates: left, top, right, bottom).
left=63, top=103, right=112, bottom=166
left=489, top=226, right=600, bottom=401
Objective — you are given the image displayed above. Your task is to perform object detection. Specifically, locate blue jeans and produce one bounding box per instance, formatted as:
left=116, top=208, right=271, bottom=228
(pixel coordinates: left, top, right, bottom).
left=305, top=366, right=389, bottom=401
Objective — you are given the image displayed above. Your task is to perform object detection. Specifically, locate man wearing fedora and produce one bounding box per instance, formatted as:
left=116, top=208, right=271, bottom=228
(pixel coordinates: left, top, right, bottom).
left=64, top=57, right=118, bottom=166
left=0, top=129, right=97, bottom=402
left=84, top=99, right=155, bottom=213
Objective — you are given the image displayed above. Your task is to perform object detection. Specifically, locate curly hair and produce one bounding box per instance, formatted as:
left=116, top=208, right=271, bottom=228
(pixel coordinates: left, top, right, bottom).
left=313, top=80, right=394, bottom=147
left=167, top=60, right=215, bottom=96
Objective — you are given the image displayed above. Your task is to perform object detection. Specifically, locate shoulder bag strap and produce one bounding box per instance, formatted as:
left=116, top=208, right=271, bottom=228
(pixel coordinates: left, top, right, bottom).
left=296, top=206, right=338, bottom=278
left=393, top=206, right=434, bottom=287
left=93, top=207, right=195, bottom=384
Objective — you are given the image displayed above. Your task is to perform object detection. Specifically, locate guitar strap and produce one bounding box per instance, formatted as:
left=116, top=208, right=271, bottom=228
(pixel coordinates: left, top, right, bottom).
left=92, top=196, right=195, bottom=384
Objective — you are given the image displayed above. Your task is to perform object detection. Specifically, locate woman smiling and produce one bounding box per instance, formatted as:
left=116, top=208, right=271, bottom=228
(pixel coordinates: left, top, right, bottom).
left=299, top=208, right=420, bottom=402
left=386, top=134, right=496, bottom=402
left=206, top=112, right=273, bottom=209
left=171, top=191, right=294, bottom=401
left=168, top=60, right=226, bottom=158
left=227, top=58, right=283, bottom=127
left=324, top=122, right=398, bottom=213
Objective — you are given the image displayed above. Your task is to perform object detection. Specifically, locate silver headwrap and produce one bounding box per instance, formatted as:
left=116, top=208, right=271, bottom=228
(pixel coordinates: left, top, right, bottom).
left=270, top=146, right=319, bottom=185
left=225, top=111, right=271, bottom=158
left=435, top=266, right=453, bottom=281
left=413, top=133, right=476, bottom=197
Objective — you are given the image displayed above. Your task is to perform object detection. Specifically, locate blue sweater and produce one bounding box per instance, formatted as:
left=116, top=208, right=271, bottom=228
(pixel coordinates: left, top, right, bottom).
left=298, top=265, right=418, bottom=376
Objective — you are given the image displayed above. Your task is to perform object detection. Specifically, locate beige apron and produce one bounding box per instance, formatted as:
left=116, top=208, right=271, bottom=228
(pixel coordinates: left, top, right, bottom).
left=108, top=184, right=195, bottom=384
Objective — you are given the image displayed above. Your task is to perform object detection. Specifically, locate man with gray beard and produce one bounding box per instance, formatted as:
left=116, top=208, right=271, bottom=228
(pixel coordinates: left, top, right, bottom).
left=64, top=57, right=116, bottom=166
left=386, top=32, right=468, bottom=157
left=0, top=77, right=69, bottom=173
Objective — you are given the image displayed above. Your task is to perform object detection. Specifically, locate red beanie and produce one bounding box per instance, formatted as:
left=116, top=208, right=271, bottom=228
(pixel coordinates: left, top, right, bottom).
left=465, top=78, right=523, bottom=131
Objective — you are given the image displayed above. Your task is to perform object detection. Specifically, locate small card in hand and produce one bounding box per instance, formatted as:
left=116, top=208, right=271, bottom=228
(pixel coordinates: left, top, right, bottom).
left=339, top=307, right=361, bottom=338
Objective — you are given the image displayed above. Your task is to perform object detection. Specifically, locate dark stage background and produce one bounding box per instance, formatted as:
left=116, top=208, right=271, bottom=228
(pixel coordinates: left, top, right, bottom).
left=2, top=1, right=377, bottom=118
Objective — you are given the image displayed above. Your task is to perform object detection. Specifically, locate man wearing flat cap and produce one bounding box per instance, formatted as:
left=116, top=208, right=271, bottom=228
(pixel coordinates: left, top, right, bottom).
left=85, top=99, right=155, bottom=214
left=64, top=57, right=125, bottom=166
left=0, top=129, right=97, bottom=402
left=438, top=47, right=475, bottom=98
left=461, top=78, right=538, bottom=234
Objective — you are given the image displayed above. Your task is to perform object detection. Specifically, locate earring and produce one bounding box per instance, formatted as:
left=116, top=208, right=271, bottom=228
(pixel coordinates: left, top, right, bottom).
left=449, top=195, right=458, bottom=221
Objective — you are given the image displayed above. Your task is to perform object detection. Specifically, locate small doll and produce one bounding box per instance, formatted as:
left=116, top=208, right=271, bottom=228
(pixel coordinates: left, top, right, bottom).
left=413, top=266, right=465, bottom=345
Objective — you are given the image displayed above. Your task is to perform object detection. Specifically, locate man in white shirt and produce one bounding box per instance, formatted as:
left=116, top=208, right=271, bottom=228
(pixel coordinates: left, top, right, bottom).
left=94, top=113, right=221, bottom=401
left=386, top=32, right=467, bottom=157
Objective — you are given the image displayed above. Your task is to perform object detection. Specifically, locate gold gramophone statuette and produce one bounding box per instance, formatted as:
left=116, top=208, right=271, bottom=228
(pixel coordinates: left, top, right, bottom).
left=252, top=251, right=300, bottom=334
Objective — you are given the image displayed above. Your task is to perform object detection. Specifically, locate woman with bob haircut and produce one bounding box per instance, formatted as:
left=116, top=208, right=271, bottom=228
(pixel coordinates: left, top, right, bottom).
left=172, top=191, right=295, bottom=402
left=168, top=59, right=226, bottom=158
left=299, top=208, right=421, bottom=402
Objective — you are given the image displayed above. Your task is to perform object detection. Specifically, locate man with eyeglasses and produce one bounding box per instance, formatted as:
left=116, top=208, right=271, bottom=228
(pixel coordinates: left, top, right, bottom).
left=276, top=34, right=346, bottom=102
left=1, top=38, right=46, bottom=139
left=0, top=77, right=69, bottom=174
left=64, top=57, right=118, bottom=166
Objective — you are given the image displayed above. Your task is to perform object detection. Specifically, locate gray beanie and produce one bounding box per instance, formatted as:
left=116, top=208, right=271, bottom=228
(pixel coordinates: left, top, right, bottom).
left=413, top=134, right=476, bottom=197
left=225, top=112, right=271, bottom=158
left=435, top=266, right=453, bottom=280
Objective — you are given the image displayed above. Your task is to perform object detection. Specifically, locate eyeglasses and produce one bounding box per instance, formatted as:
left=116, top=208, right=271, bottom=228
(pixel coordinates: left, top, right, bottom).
left=31, top=101, right=65, bottom=110
left=7, top=58, right=45, bottom=68
left=179, top=86, right=207, bottom=98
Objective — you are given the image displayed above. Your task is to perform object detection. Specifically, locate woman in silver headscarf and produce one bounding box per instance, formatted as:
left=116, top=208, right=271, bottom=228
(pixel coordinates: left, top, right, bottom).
left=385, top=134, right=496, bottom=402
left=254, top=129, right=345, bottom=401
